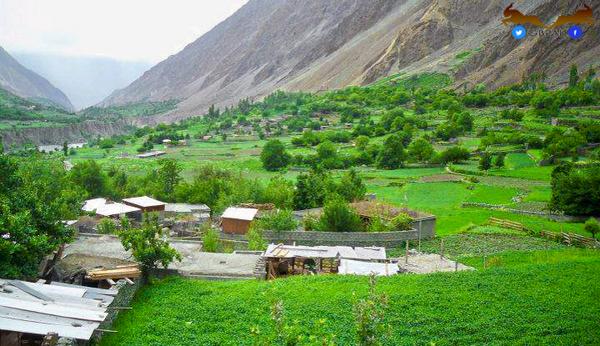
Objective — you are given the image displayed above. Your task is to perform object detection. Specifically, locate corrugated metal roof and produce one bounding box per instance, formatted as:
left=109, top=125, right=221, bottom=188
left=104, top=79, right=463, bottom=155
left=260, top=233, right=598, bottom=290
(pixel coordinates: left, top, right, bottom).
left=95, top=203, right=140, bottom=217
left=0, top=279, right=114, bottom=340
left=264, top=244, right=386, bottom=260
left=122, top=196, right=166, bottom=208
left=221, top=207, right=258, bottom=221
left=82, top=198, right=107, bottom=212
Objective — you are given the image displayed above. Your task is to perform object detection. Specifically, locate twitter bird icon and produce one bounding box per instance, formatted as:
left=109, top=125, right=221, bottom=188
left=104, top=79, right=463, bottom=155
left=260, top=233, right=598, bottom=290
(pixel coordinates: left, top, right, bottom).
left=512, top=25, right=527, bottom=40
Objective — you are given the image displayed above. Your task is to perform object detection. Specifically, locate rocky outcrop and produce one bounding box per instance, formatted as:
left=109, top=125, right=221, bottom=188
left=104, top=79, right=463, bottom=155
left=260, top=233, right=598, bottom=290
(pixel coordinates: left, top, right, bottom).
left=0, top=46, right=74, bottom=111
left=101, top=0, right=600, bottom=118
left=0, top=120, right=132, bottom=149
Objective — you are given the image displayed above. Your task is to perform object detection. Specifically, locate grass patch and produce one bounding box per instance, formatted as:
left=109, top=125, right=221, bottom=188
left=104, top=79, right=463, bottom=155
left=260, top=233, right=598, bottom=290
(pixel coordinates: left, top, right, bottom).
left=103, top=248, right=600, bottom=345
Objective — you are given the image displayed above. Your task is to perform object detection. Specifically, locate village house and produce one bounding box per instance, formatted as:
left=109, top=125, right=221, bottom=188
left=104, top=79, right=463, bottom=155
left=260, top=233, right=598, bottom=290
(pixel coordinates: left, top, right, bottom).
left=122, top=196, right=166, bottom=213
left=82, top=198, right=141, bottom=219
left=221, top=207, right=259, bottom=234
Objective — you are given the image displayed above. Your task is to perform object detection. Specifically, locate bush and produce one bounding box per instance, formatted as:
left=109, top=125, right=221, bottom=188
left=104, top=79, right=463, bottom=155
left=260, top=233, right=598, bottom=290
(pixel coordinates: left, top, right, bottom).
left=302, top=214, right=320, bottom=232
left=584, top=218, right=600, bottom=239
left=436, top=146, right=470, bottom=164
left=318, top=196, right=363, bottom=232
left=256, top=209, right=298, bottom=232
left=261, top=140, right=291, bottom=171
left=202, top=225, right=220, bottom=253
left=390, top=213, right=414, bottom=231
left=97, top=218, right=117, bottom=234
left=247, top=225, right=267, bottom=251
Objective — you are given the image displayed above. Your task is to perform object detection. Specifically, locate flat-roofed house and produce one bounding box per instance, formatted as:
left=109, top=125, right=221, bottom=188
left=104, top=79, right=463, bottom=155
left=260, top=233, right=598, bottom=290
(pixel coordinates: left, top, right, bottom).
left=221, top=207, right=258, bottom=234
left=95, top=203, right=141, bottom=218
left=122, top=196, right=166, bottom=213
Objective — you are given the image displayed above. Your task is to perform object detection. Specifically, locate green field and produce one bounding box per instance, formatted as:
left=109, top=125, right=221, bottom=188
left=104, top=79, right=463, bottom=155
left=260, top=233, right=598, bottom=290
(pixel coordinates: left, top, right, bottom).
left=102, top=248, right=600, bottom=345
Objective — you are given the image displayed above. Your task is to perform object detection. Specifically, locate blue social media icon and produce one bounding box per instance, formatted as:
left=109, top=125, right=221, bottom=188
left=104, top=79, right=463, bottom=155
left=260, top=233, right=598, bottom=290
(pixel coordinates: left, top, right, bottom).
left=568, top=25, right=583, bottom=39
left=512, top=25, right=526, bottom=40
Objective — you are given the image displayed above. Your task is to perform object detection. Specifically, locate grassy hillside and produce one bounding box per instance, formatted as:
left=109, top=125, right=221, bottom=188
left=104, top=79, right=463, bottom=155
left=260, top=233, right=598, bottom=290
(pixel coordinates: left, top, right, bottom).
left=0, top=87, right=78, bottom=129
left=101, top=248, right=600, bottom=345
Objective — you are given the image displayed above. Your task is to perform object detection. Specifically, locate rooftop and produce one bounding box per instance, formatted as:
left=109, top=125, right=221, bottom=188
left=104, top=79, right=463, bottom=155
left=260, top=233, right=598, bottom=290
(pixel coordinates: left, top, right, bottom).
left=95, top=203, right=140, bottom=217
left=264, top=244, right=386, bottom=260
left=122, top=196, right=166, bottom=208
left=81, top=198, right=107, bottom=212
left=0, top=278, right=115, bottom=340
left=221, top=207, right=258, bottom=221
left=165, top=203, right=211, bottom=213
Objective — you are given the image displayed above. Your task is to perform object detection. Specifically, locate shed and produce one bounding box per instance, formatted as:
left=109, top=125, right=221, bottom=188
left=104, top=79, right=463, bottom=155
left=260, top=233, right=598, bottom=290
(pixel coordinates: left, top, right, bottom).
left=0, top=278, right=115, bottom=343
left=221, top=207, right=258, bottom=234
left=338, top=259, right=399, bottom=276
left=95, top=203, right=140, bottom=218
left=122, top=196, right=166, bottom=213
left=262, top=244, right=387, bottom=279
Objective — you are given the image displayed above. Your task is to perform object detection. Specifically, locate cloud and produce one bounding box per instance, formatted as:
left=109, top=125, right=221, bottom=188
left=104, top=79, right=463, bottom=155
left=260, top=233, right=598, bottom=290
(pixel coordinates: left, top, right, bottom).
left=0, top=0, right=248, bottom=63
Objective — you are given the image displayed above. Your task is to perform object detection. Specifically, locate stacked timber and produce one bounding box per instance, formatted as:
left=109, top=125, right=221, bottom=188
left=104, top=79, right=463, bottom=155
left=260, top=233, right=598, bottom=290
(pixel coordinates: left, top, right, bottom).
left=87, top=265, right=141, bottom=281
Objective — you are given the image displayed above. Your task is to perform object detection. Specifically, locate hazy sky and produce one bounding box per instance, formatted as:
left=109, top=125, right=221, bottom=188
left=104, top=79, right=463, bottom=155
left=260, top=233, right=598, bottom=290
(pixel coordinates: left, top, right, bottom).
left=0, top=0, right=248, bottom=64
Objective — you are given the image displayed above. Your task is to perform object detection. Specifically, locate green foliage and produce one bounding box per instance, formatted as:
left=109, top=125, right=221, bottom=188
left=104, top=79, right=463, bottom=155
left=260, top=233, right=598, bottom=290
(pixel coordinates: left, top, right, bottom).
left=118, top=213, right=182, bottom=273
left=390, top=213, right=414, bottom=231
left=353, top=275, right=389, bottom=346
left=293, top=171, right=332, bottom=210
left=0, top=154, right=81, bottom=279
left=436, top=146, right=470, bottom=164
left=407, top=137, right=435, bottom=163
left=101, top=249, right=600, bottom=345
left=355, top=135, right=370, bottom=151
left=337, top=169, right=366, bottom=202
left=156, top=159, right=182, bottom=201
left=376, top=134, right=407, bottom=169
left=247, top=225, right=267, bottom=251
left=479, top=152, right=493, bottom=171
left=264, top=175, right=295, bottom=209
left=549, top=163, right=600, bottom=216
left=201, top=225, right=220, bottom=253
left=584, top=218, right=600, bottom=239
left=318, top=196, right=363, bottom=232
left=70, top=159, right=108, bottom=197
left=261, top=139, right=291, bottom=171
left=98, top=218, right=117, bottom=234
left=494, top=153, right=506, bottom=168
left=255, top=209, right=298, bottom=232
left=569, top=64, right=579, bottom=88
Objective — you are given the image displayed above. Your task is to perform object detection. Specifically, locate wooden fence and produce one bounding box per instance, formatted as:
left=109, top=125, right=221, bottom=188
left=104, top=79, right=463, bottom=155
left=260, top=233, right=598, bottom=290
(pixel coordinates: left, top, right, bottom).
left=488, top=217, right=600, bottom=249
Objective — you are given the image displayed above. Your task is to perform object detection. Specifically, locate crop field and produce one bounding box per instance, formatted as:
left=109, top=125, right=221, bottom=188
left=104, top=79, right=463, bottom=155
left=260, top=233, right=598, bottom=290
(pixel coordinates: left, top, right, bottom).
left=101, top=248, right=600, bottom=346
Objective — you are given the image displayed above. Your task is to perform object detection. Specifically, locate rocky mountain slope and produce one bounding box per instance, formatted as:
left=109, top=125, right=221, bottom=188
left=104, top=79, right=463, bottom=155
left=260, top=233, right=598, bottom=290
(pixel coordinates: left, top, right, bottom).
left=102, top=0, right=600, bottom=118
left=0, top=46, right=73, bottom=111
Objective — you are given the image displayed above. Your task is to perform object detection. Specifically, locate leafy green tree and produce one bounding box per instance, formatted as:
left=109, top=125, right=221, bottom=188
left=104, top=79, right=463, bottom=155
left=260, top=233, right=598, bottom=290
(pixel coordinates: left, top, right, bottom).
left=261, top=139, right=291, bottom=171
left=254, top=210, right=298, bottom=232
left=549, top=164, right=600, bottom=216
left=293, top=171, right=331, bottom=210
left=376, top=134, right=407, bottom=169
left=1, top=154, right=82, bottom=279
left=408, top=138, right=435, bottom=163
left=201, top=225, right=220, bottom=253
left=156, top=159, right=182, bottom=201
left=70, top=159, right=108, bottom=197
left=247, top=224, right=267, bottom=251
left=479, top=152, right=493, bottom=171
left=98, top=218, right=117, bottom=234
left=436, top=146, right=470, bottom=164
left=584, top=218, right=600, bottom=239
left=118, top=213, right=182, bottom=276
left=264, top=175, right=295, bottom=209
left=318, top=196, right=363, bottom=232
left=337, top=169, right=366, bottom=202
left=316, top=140, right=340, bottom=168
left=495, top=153, right=506, bottom=168
left=569, top=64, right=579, bottom=88
left=62, top=141, right=68, bottom=156
left=355, top=135, right=370, bottom=151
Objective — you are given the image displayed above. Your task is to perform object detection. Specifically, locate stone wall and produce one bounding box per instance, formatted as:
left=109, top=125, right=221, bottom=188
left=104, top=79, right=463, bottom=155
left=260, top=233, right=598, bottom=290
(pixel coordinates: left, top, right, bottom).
left=91, top=278, right=144, bottom=344
left=262, top=229, right=428, bottom=247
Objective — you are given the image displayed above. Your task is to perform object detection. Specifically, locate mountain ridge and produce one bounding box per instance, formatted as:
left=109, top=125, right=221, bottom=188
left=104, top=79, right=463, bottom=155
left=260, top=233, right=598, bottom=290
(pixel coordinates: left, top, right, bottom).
left=0, top=46, right=74, bottom=111
left=101, top=0, right=600, bottom=118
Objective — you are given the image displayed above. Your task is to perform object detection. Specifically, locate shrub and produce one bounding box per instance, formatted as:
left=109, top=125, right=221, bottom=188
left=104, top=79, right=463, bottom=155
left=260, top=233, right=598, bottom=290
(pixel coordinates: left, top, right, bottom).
left=261, top=140, right=291, bottom=171
left=202, top=225, right=220, bottom=253
left=256, top=209, right=298, bottom=232
left=247, top=224, right=267, bottom=251
left=302, top=214, right=320, bottom=232
left=436, top=146, right=470, bottom=164
left=318, top=196, right=363, bottom=232
left=584, top=218, right=600, bottom=239
left=97, top=218, right=117, bottom=234
left=353, top=274, right=390, bottom=346
left=390, top=213, right=414, bottom=231
left=479, top=152, right=493, bottom=171
left=118, top=213, right=182, bottom=275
